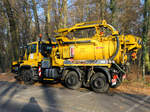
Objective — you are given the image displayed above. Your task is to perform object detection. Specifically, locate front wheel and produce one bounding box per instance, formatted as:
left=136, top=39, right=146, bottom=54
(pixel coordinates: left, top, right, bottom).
left=21, top=69, right=34, bottom=85
left=64, top=71, right=82, bottom=90
left=90, top=72, right=109, bottom=93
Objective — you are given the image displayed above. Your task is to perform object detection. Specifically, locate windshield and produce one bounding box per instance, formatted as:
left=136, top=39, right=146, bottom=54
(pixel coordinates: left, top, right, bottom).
left=24, top=44, right=37, bottom=60
left=27, top=44, right=37, bottom=55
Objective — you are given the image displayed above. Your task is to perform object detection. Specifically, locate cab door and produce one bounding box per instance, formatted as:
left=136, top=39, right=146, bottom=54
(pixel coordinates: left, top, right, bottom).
left=28, top=43, right=39, bottom=66
left=22, top=43, right=38, bottom=67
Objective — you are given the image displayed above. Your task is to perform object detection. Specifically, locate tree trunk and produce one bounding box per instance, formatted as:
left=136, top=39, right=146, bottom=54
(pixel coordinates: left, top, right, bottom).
left=100, top=0, right=105, bottom=19
left=142, top=0, right=150, bottom=78
left=2, top=0, right=19, bottom=61
left=32, top=0, right=40, bottom=37
left=63, top=0, right=67, bottom=27
left=44, top=0, right=51, bottom=38
left=23, top=0, right=31, bottom=44
left=110, top=0, right=116, bottom=25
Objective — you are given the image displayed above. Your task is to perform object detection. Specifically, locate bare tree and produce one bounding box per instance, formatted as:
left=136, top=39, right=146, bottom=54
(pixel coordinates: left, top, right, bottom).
left=32, top=0, right=40, bottom=37
left=2, top=0, right=19, bottom=61
left=63, top=0, right=68, bottom=27
left=142, top=0, right=150, bottom=77
left=44, top=0, right=51, bottom=38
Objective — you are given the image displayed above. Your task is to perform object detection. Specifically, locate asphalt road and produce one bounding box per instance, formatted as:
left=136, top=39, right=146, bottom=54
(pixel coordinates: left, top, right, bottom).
left=0, top=81, right=150, bottom=112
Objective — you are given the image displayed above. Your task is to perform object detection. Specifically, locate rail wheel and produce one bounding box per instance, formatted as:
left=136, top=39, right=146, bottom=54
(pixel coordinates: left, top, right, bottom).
left=90, top=72, right=109, bottom=93
left=64, top=71, right=81, bottom=90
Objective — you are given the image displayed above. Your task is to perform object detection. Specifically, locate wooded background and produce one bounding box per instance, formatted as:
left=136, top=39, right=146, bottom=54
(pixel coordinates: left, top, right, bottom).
left=0, top=0, right=149, bottom=74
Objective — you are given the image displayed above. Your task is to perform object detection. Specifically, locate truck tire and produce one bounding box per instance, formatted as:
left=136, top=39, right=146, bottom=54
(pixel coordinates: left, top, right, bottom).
left=64, top=71, right=82, bottom=90
left=21, top=69, right=34, bottom=85
left=90, top=72, right=109, bottom=93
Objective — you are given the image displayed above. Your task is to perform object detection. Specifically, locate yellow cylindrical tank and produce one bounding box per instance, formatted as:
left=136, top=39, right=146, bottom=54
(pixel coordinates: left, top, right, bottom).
left=54, top=20, right=141, bottom=66
left=58, top=37, right=124, bottom=64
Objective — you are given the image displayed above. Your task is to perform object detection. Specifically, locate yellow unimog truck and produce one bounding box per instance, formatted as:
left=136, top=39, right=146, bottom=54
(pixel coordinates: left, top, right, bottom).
left=12, top=37, right=57, bottom=84
left=12, top=20, right=141, bottom=92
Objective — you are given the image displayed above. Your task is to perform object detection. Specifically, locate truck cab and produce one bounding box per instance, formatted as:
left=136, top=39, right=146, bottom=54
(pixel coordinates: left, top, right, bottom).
left=12, top=40, right=53, bottom=83
left=21, top=41, right=51, bottom=67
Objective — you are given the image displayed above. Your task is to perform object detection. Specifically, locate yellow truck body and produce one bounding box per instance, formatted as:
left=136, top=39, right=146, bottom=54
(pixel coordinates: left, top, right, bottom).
left=11, top=20, right=142, bottom=93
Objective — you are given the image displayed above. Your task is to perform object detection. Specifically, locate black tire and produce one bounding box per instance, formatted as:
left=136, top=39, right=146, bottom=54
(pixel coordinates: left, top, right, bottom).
left=64, top=71, right=82, bottom=90
left=21, top=69, right=34, bottom=85
left=90, top=72, right=109, bottom=93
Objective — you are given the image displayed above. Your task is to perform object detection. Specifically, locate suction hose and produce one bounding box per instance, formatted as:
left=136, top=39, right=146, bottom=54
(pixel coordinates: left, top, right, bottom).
left=102, top=23, right=120, bottom=61
left=110, top=35, right=120, bottom=60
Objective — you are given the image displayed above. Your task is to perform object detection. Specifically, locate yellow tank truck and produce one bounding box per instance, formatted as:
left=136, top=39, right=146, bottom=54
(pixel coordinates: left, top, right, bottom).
left=12, top=20, right=141, bottom=93
left=50, top=20, right=141, bottom=92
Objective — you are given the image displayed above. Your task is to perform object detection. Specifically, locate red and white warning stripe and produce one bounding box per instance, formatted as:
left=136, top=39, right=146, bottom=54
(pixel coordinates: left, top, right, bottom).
left=38, top=66, right=42, bottom=77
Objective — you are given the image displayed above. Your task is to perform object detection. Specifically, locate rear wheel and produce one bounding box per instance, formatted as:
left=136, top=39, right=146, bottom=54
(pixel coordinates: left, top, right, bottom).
left=21, top=69, right=34, bottom=85
left=90, top=72, right=109, bottom=93
left=64, top=71, right=82, bottom=90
